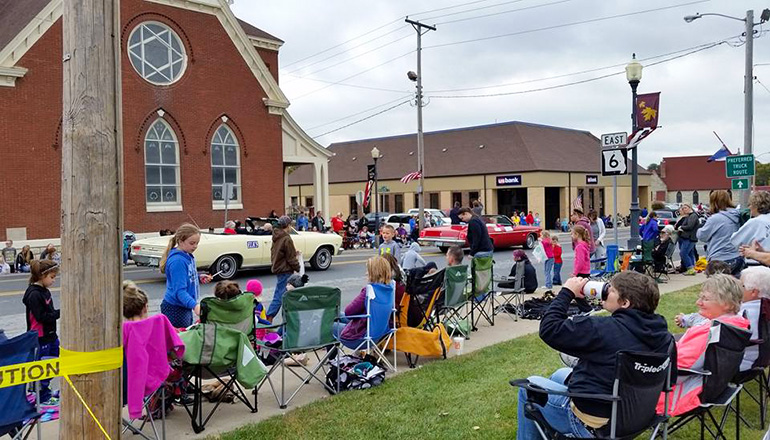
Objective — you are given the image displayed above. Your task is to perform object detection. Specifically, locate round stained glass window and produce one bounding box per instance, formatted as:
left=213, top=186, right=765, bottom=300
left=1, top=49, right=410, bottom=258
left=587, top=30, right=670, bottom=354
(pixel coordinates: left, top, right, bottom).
left=128, top=22, right=187, bottom=85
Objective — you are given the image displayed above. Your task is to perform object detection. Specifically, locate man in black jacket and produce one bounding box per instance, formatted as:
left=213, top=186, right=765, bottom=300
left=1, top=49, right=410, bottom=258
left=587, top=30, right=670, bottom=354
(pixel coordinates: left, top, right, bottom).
left=458, top=207, right=493, bottom=257
left=516, top=271, right=673, bottom=439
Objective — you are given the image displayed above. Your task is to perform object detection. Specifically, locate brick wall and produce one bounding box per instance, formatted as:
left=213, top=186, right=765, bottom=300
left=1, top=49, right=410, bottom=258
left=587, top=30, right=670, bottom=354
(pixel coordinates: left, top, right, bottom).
left=0, top=0, right=284, bottom=240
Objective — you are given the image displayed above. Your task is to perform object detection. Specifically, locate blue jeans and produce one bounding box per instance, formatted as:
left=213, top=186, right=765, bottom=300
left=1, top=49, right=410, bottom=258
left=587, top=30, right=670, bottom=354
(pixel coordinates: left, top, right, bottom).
left=552, top=263, right=563, bottom=285
left=473, top=251, right=494, bottom=259
left=517, top=368, right=594, bottom=439
left=679, top=240, right=695, bottom=270
left=267, top=273, right=292, bottom=318
left=39, top=339, right=60, bottom=402
left=544, top=258, right=554, bottom=290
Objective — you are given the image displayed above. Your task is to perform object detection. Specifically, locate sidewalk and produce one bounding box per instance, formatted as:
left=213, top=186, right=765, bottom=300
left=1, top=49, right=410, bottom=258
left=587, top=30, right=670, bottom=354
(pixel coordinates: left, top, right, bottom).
left=32, top=269, right=701, bottom=439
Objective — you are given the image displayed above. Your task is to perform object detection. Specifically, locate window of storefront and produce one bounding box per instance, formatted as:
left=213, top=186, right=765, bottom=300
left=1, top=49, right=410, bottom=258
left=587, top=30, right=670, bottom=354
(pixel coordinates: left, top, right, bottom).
left=349, top=196, right=357, bottom=217
left=382, top=194, right=391, bottom=212
left=395, top=194, right=404, bottom=213
left=469, top=191, right=480, bottom=205
left=429, top=193, right=439, bottom=209
left=452, top=192, right=462, bottom=206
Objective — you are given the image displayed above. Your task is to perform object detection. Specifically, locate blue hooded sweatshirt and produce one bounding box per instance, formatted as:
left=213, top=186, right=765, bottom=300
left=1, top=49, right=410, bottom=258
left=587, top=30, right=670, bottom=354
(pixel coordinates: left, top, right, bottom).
left=162, top=248, right=199, bottom=310
left=697, top=208, right=741, bottom=261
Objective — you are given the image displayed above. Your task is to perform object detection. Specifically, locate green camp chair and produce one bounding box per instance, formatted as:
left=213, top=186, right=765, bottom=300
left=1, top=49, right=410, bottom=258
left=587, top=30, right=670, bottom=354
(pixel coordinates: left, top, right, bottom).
left=469, top=255, right=494, bottom=330
left=200, top=293, right=256, bottom=340
left=435, top=265, right=471, bottom=338
left=256, top=286, right=341, bottom=409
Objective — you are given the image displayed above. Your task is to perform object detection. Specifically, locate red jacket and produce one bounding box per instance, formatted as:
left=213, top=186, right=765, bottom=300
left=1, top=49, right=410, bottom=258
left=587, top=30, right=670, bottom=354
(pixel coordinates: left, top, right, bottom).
left=553, top=244, right=563, bottom=264
left=331, top=217, right=345, bottom=232
left=526, top=214, right=534, bottom=225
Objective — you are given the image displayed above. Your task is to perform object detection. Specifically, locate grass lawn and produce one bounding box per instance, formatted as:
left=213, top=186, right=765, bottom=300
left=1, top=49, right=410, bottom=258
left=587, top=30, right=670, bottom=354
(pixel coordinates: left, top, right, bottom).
left=216, top=285, right=768, bottom=439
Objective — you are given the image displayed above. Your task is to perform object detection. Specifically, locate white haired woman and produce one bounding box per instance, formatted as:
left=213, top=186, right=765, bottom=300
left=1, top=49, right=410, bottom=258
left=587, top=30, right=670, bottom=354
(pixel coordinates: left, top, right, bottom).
left=658, top=274, right=749, bottom=416
left=738, top=266, right=770, bottom=371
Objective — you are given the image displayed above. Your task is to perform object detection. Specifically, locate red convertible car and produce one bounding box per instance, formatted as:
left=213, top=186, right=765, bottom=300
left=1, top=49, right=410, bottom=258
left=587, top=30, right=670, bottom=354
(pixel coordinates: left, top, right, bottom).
left=418, top=214, right=541, bottom=252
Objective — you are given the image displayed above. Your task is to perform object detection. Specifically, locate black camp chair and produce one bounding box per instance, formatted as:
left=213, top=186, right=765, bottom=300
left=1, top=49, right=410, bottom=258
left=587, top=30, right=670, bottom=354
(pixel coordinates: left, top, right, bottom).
left=665, top=320, right=752, bottom=440
left=401, top=268, right=447, bottom=368
left=511, top=350, right=673, bottom=439
left=729, top=298, right=770, bottom=429
left=494, top=261, right=526, bottom=321
left=0, top=331, right=42, bottom=440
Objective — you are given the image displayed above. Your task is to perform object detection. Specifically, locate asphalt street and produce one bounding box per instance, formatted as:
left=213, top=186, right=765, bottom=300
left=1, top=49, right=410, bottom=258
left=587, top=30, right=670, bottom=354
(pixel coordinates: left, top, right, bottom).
left=0, top=227, right=684, bottom=337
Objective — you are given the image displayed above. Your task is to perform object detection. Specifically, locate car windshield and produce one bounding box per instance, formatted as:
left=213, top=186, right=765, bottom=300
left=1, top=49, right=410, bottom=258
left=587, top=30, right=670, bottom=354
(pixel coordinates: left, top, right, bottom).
left=655, top=211, right=674, bottom=219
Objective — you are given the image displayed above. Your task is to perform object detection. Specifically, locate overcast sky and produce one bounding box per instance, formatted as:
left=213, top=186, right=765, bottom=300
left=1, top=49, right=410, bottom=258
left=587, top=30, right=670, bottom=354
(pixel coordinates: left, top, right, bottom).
left=232, top=0, right=770, bottom=168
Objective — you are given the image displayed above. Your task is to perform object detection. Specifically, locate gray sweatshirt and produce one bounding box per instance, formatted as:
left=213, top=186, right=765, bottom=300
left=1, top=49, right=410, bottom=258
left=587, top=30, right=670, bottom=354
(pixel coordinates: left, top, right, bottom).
left=696, top=209, right=741, bottom=261
left=731, top=213, right=770, bottom=250
left=377, top=240, right=401, bottom=261
left=401, top=242, right=427, bottom=270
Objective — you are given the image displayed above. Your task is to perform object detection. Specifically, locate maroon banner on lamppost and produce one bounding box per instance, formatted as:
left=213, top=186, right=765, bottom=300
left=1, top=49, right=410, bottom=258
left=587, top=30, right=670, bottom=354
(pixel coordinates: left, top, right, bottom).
left=635, top=92, right=660, bottom=130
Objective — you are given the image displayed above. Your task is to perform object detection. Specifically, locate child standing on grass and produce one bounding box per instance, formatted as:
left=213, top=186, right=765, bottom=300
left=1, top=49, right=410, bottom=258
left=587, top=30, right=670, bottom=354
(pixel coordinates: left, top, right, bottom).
left=552, top=236, right=563, bottom=285
left=572, top=225, right=591, bottom=278
left=540, top=231, right=555, bottom=294
left=22, top=259, right=60, bottom=404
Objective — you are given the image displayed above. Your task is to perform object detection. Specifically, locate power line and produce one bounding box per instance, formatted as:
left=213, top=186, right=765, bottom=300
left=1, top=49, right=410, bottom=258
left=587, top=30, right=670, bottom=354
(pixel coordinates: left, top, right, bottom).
left=756, top=77, right=770, bottom=95
left=424, top=0, right=710, bottom=50
left=313, top=100, right=412, bottom=139
left=289, top=50, right=415, bottom=101
left=421, top=0, right=527, bottom=22
left=426, top=37, right=736, bottom=94
left=428, top=40, right=726, bottom=99
left=434, top=0, right=572, bottom=26
left=284, top=74, right=409, bottom=94
left=306, top=95, right=415, bottom=131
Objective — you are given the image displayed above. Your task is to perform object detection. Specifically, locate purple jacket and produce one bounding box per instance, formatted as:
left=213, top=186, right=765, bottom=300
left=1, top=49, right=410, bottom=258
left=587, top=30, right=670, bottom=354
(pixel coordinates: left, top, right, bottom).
left=341, top=287, right=368, bottom=340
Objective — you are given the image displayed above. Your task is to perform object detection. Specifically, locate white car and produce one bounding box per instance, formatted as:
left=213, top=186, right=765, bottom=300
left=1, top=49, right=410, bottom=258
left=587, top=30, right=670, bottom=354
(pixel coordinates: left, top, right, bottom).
left=131, top=226, right=343, bottom=280
left=386, top=213, right=415, bottom=233
left=407, top=208, right=450, bottom=226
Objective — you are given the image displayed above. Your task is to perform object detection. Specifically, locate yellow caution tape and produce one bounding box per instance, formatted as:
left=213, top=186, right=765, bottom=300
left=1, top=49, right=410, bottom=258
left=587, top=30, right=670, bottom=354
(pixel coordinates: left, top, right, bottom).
left=0, top=346, right=122, bottom=389
left=64, top=375, right=113, bottom=440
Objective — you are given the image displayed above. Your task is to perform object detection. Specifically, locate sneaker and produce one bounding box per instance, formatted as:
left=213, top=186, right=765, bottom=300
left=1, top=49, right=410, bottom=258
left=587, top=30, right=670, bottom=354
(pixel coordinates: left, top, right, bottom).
left=41, top=396, right=59, bottom=406
left=684, top=268, right=696, bottom=276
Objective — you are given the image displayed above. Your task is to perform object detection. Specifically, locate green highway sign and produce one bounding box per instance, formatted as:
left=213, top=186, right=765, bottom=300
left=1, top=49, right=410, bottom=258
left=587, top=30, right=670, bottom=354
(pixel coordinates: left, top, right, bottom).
left=725, top=154, right=755, bottom=178
left=731, top=178, right=750, bottom=190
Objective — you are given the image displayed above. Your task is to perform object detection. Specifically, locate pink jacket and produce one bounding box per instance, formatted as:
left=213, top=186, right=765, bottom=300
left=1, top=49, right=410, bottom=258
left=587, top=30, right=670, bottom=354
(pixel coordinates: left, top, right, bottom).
left=572, top=241, right=590, bottom=275
left=542, top=237, right=554, bottom=259
left=656, top=315, right=749, bottom=416
left=123, top=314, right=185, bottom=419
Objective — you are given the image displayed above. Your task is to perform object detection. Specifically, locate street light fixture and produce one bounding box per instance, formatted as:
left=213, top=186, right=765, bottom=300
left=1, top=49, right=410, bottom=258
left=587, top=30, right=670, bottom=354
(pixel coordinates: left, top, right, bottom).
left=371, top=146, right=381, bottom=246
left=684, top=8, right=770, bottom=207
left=626, top=54, right=643, bottom=250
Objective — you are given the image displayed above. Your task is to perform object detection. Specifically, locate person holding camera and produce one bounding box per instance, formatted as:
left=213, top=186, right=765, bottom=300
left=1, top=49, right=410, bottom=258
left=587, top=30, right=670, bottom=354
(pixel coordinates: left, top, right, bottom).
left=516, top=272, right=673, bottom=439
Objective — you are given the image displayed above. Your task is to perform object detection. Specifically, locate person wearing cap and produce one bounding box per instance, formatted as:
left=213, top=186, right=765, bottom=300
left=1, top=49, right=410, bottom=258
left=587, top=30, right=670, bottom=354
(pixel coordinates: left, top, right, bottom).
left=267, top=215, right=301, bottom=321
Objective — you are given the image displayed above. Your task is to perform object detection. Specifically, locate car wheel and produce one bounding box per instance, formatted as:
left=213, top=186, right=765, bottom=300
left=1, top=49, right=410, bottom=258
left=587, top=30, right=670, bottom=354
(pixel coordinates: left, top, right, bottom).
left=524, top=234, right=537, bottom=249
left=213, top=254, right=239, bottom=280
left=310, top=247, right=333, bottom=271
left=438, top=246, right=450, bottom=254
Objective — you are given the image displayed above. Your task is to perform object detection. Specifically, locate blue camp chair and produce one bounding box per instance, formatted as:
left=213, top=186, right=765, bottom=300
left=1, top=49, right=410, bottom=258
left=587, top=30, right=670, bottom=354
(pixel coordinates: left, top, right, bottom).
left=0, top=331, right=42, bottom=440
left=337, top=282, right=397, bottom=371
left=590, top=245, right=619, bottom=280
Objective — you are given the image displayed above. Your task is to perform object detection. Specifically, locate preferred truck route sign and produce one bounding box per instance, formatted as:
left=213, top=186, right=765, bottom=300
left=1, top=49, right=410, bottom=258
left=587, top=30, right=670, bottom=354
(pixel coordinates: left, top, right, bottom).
left=601, top=148, right=628, bottom=176
left=600, top=132, right=628, bottom=149
left=725, top=154, right=755, bottom=178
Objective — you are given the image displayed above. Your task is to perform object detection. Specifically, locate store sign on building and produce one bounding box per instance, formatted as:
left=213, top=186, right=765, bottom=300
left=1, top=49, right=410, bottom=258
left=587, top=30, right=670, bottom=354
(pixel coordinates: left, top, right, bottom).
left=586, top=175, right=599, bottom=185
left=497, top=175, right=522, bottom=186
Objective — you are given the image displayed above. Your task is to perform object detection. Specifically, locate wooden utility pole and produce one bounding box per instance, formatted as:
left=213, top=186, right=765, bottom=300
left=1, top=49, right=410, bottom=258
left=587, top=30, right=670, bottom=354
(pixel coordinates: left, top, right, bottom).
left=60, top=0, right=123, bottom=437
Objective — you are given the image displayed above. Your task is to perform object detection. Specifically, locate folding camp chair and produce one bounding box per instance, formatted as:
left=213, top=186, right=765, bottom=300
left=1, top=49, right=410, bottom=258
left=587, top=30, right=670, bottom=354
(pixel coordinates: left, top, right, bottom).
left=180, top=323, right=264, bottom=433
left=469, top=255, right=494, bottom=330
left=729, top=298, right=770, bottom=429
left=665, top=242, right=676, bottom=274
left=665, top=320, right=752, bottom=440
left=511, top=349, right=673, bottom=439
left=494, top=261, right=526, bottom=322
left=590, top=245, right=619, bottom=280
left=122, top=314, right=185, bottom=440
left=337, top=282, right=397, bottom=371
left=256, top=286, right=341, bottom=409
left=0, top=331, right=42, bottom=440
left=435, top=265, right=471, bottom=337
left=395, top=269, right=451, bottom=368
left=200, top=293, right=257, bottom=342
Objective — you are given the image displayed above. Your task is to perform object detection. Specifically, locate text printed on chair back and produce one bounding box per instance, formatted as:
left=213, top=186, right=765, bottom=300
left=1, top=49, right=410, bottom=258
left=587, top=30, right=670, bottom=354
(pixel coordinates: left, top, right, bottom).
left=282, top=286, right=341, bottom=351
left=611, top=350, right=672, bottom=437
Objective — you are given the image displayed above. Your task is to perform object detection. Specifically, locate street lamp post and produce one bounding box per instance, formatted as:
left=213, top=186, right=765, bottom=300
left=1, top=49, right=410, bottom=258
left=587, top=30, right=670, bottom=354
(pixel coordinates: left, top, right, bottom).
left=626, top=54, right=643, bottom=250
left=371, top=146, right=380, bottom=247
left=684, top=9, right=770, bottom=205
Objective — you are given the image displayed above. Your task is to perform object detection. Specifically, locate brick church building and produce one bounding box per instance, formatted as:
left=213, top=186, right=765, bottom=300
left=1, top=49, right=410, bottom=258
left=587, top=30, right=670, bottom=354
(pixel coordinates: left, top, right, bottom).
left=0, top=0, right=331, bottom=240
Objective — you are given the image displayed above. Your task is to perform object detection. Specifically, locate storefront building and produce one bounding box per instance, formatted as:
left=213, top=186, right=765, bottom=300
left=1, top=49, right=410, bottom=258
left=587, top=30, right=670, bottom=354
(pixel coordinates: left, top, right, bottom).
left=289, top=121, right=650, bottom=228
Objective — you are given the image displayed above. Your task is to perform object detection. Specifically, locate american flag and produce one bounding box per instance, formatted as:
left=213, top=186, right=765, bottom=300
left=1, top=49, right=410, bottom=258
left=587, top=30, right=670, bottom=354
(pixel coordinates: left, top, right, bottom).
left=363, top=180, right=372, bottom=208
left=400, top=171, right=422, bottom=184
left=571, top=195, right=583, bottom=213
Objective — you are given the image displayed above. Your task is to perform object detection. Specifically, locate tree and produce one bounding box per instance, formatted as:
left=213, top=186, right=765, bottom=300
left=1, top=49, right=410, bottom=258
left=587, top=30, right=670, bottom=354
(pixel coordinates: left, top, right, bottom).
left=647, top=163, right=660, bottom=173
left=756, top=162, right=770, bottom=186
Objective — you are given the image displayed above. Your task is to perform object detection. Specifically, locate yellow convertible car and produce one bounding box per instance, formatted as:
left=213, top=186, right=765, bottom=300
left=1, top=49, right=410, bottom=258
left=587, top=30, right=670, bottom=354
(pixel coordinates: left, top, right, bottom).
left=130, top=225, right=343, bottom=280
